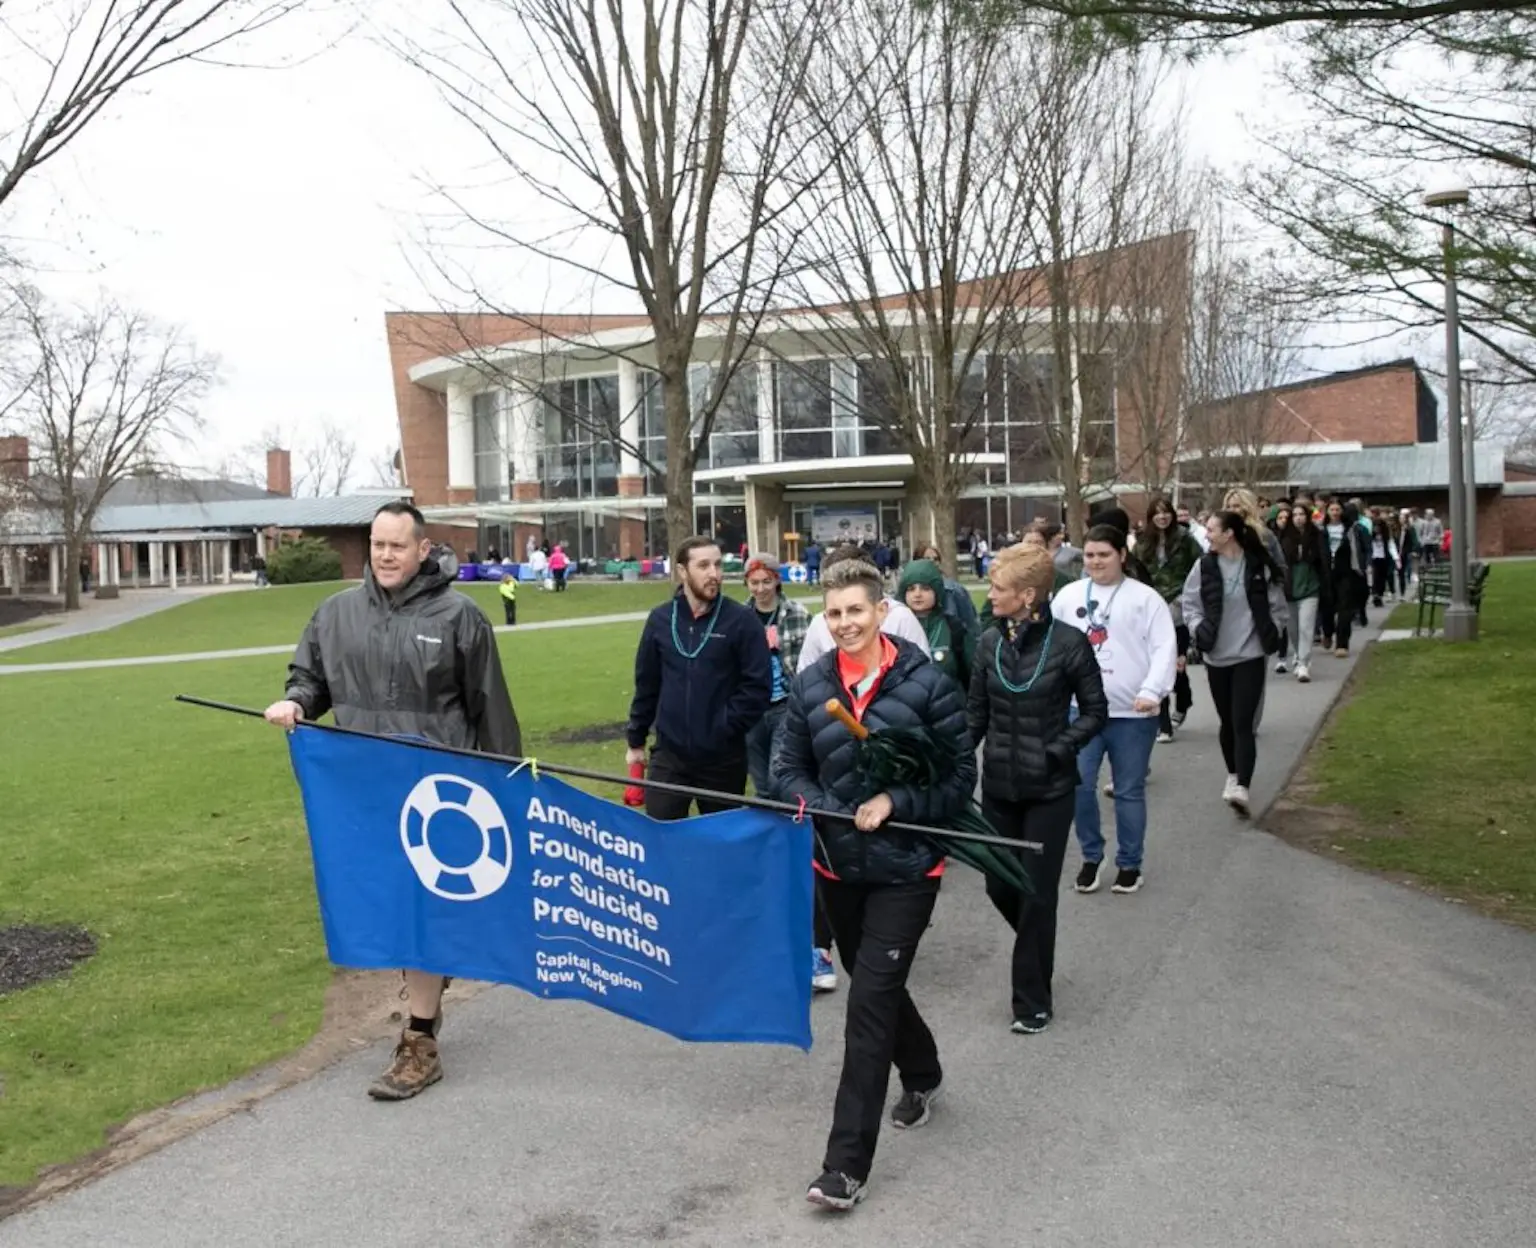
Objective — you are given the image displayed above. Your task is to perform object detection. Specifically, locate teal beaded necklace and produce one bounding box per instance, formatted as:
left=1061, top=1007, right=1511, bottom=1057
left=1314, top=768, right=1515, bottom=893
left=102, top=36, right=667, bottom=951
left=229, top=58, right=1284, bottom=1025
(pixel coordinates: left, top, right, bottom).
left=994, top=615, right=1055, bottom=693
left=670, top=595, right=721, bottom=659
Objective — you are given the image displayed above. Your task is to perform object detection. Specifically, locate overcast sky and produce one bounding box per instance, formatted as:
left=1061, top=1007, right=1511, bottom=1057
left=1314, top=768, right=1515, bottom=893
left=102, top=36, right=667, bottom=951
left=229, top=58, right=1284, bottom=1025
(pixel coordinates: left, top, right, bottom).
left=4, top=8, right=1318, bottom=485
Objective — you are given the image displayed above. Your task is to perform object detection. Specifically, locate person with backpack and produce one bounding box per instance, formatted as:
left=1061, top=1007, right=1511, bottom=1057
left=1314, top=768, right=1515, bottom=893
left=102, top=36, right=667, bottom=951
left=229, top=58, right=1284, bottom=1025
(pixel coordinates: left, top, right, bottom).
left=1134, top=496, right=1202, bottom=741
left=1181, top=510, right=1289, bottom=817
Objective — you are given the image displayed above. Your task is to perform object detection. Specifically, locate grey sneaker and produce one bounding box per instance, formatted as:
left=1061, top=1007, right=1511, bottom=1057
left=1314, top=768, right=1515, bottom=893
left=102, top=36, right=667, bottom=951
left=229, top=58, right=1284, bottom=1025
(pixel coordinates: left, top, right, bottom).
left=890, top=1082, right=942, bottom=1129
left=807, top=1170, right=867, bottom=1210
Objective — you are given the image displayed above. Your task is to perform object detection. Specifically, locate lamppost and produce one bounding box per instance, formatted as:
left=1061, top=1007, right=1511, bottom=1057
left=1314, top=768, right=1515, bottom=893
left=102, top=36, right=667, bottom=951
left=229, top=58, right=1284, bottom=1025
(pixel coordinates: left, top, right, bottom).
left=1460, top=356, right=1480, bottom=562
left=1423, top=184, right=1478, bottom=642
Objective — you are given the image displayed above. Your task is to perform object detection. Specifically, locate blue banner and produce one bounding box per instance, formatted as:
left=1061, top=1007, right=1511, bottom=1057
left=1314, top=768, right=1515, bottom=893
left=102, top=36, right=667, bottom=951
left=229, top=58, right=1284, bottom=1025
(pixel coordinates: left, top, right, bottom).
left=287, top=728, right=813, bottom=1049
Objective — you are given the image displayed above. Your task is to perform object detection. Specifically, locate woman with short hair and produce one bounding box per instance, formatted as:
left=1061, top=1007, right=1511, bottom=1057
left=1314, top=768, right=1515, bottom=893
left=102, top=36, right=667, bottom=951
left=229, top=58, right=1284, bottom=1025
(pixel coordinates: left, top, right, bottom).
left=772, top=558, right=975, bottom=1213
left=970, top=544, right=1108, bottom=1033
left=1051, top=524, right=1178, bottom=896
left=1182, top=511, right=1289, bottom=816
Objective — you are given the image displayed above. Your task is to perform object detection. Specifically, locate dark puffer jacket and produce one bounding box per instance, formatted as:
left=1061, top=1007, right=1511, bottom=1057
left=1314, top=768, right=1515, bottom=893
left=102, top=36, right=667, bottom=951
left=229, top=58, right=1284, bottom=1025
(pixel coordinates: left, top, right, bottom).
left=968, top=617, right=1108, bottom=803
left=770, top=638, right=975, bottom=885
left=284, top=560, right=522, bottom=756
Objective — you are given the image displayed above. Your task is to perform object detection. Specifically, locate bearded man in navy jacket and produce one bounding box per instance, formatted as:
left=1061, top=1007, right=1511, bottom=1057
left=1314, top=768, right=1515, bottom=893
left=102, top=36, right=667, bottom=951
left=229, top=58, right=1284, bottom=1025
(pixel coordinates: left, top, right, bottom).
left=625, top=536, right=773, bottom=820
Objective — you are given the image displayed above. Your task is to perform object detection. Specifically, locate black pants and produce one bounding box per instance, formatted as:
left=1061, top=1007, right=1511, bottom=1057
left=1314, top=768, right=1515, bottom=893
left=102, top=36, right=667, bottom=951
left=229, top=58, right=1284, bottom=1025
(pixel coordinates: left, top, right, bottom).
left=820, top=877, right=941, bottom=1182
left=643, top=745, right=747, bottom=820
left=501, top=599, right=517, bottom=626
left=553, top=567, right=568, bottom=591
left=1158, top=624, right=1193, bottom=733
left=1321, top=573, right=1362, bottom=651
left=1206, top=658, right=1266, bottom=787
left=813, top=874, right=834, bottom=951
left=1370, top=558, right=1394, bottom=605
left=981, top=792, right=1076, bottom=1020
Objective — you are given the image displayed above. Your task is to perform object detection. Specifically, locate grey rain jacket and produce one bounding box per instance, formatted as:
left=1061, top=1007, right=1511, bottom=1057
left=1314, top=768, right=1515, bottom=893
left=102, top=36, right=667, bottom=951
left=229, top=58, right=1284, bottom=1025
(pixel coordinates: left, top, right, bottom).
left=283, top=559, right=522, bottom=756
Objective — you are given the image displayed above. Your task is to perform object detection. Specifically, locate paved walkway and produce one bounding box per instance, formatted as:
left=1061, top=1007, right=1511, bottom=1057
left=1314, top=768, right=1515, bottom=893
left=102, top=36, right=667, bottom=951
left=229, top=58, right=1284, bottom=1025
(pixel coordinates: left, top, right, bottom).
left=0, top=585, right=245, bottom=655
left=5, top=626, right=1536, bottom=1246
left=0, top=611, right=654, bottom=675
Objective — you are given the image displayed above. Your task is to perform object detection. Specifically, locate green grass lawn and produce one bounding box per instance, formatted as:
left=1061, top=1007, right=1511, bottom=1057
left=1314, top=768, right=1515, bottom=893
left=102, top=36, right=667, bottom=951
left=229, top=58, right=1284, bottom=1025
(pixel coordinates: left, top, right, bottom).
left=1305, top=559, right=1536, bottom=926
left=0, top=579, right=844, bottom=666
left=0, top=621, right=53, bottom=640
left=0, top=621, right=640, bottom=1186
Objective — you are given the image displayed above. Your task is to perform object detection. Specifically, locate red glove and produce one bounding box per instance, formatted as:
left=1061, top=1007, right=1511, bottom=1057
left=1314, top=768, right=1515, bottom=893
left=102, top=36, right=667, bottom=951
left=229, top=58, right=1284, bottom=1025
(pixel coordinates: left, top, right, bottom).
left=622, top=760, right=646, bottom=808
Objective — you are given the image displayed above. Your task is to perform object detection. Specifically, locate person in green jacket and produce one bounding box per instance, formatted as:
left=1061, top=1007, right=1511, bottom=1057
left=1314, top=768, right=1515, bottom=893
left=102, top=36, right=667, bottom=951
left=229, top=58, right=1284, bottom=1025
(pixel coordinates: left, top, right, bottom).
left=1134, top=496, right=1202, bottom=740
left=898, top=558, right=972, bottom=688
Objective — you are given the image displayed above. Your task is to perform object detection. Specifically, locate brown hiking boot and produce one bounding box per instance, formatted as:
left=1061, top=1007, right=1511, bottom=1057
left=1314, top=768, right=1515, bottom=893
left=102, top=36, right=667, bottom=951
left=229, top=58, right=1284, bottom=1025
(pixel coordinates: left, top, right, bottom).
left=367, top=1030, right=442, bottom=1101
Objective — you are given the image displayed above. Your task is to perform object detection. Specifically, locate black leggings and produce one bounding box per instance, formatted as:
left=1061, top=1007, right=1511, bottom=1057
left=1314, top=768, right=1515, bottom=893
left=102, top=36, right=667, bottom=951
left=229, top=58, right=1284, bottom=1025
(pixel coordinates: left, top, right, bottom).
left=1158, top=623, right=1192, bottom=733
left=1206, top=657, right=1267, bottom=787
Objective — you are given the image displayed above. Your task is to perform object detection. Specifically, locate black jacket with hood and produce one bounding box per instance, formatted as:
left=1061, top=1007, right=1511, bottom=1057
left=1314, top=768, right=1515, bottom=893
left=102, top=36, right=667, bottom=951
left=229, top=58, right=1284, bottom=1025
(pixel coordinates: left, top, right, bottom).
left=284, top=559, right=522, bottom=756
left=770, top=638, right=975, bottom=885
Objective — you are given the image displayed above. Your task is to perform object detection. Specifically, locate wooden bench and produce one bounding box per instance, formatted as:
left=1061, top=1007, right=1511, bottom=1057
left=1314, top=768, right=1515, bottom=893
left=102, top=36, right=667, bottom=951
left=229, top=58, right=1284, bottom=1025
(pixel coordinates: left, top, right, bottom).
left=1415, top=562, right=1491, bottom=636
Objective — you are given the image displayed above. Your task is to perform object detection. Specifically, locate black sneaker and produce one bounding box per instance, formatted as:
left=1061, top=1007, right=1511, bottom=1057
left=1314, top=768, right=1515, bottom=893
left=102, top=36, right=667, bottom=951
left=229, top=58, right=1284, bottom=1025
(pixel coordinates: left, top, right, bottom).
left=1111, top=868, right=1143, bottom=894
left=1171, top=709, right=1187, bottom=727
left=1010, top=1012, right=1051, bottom=1034
left=1074, top=861, right=1102, bottom=893
left=807, top=1170, right=867, bottom=1210
left=890, top=1082, right=941, bottom=1129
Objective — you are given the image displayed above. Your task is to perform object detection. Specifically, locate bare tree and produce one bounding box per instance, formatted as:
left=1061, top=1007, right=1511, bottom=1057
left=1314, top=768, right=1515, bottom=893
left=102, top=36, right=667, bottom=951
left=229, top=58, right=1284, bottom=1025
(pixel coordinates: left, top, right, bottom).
left=390, top=0, right=841, bottom=545
left=1181, top=217, right=1307, bottom=497
left=763, top=0, right=1055, bottom=574
left=1006, top=30, right=1193, bottom=540
left=0, top=281, right=217, bottom=608
left=1236, top=16, right=1536, bottom=381
left=367, top=445, right=401, bottom=488
left=1, top=0, right=311, bottom=218
left=218, top=419, right=358, bottom=495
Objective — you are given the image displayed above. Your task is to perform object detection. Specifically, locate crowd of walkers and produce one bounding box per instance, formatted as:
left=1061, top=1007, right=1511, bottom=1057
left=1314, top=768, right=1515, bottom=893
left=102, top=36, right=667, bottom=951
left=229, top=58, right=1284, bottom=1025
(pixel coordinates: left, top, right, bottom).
left=265, top=495, right=1396, bottom=1215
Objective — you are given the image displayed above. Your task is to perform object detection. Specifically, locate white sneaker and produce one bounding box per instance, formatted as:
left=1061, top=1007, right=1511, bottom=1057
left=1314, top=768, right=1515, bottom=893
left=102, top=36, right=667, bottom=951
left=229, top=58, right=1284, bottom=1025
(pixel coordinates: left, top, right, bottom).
left=1227, top=784, right=1251, bottom=817
left=1222, top=775, right=1238, bottom=802
left=1155, top=730, right=1174, bottom=744
left=1274, top=659, right=1289, bottom=674
left=1295, top=664, right=1311, bottom=683
left=1102, top=780, right=1114, bottom=797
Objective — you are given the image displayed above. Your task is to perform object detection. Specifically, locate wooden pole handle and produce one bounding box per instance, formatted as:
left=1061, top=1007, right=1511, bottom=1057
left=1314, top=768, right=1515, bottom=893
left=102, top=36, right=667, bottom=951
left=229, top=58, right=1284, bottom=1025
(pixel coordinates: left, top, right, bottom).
left=824, top=698, right=869, bottom=740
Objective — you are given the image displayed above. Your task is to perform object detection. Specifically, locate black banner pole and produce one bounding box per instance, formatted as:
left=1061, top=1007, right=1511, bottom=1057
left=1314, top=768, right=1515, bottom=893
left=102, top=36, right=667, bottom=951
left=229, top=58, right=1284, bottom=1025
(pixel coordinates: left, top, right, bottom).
left=174, top=694, right=1027, bottom=851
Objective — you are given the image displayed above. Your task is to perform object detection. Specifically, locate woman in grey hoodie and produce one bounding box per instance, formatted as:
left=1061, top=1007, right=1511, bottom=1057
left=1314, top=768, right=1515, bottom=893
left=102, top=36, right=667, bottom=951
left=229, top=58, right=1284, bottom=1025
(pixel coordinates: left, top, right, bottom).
left=1181, top=510, right=1289, bottom=818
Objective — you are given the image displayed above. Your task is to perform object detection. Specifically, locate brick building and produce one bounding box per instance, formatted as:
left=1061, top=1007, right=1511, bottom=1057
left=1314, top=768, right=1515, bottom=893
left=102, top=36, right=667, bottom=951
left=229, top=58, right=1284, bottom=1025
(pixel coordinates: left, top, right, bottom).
left=384, top=235, right=1192, bottom=563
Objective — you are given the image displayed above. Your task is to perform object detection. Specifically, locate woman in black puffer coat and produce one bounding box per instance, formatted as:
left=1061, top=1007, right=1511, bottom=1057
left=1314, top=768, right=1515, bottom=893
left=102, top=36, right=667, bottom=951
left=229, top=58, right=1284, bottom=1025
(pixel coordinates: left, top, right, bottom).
left=771, top=557, right=975, bottom=1213
left=968, top=543, right=1108, bottom=1034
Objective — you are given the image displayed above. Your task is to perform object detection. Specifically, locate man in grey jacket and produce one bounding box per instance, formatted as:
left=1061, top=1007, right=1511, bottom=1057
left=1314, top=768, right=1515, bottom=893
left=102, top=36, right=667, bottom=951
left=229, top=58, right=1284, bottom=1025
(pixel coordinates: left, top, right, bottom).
left=264, top=501, right=522, bottom=1101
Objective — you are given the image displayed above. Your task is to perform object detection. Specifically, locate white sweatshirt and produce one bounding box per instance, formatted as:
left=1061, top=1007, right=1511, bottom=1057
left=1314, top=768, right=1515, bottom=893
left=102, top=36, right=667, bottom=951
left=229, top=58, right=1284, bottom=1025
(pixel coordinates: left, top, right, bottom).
left=1051, top=575, right=1177, bottom=717
left=796, top=596, right=931, bottom=673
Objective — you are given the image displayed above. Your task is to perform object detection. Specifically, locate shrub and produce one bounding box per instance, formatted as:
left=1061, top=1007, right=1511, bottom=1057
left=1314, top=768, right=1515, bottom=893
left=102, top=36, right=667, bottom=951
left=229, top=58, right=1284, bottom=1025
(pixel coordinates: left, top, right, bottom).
left=266, top=537, right=343, bottom=585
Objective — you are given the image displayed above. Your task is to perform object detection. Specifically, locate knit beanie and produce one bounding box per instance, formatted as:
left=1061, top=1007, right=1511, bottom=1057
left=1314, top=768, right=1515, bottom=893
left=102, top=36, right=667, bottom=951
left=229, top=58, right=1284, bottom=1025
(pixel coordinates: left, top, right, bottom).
left=743, top=554, right=781, bottom=583
left=897, top=558, right=945, bottom=598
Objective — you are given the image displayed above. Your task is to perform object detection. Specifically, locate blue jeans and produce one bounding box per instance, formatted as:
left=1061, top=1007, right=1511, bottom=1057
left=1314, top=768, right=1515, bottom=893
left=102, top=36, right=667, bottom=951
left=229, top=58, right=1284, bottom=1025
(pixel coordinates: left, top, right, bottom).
left=1073, top=715, right=1158, bottom=870
left=745, top=701, right=788, bottom=797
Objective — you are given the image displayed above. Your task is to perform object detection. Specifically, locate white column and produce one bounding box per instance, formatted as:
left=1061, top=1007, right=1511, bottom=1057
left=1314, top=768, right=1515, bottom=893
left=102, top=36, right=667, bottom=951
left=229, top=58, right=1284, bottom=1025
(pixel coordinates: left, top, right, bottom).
left=255, top=528, right=267, bottom=557
left=49, top=545, right=60, bottom=596
left=168, top=543, right=179, bottom=591
left=151, top=543, right=163, bottom=586
left=509, top=385, right=542, bottom=486
left=757, top=351, right=776, bottom=464
left=109, top=545, right=120, bottom=586
left=223, top=540, right=233, bottom=584
left=131, top=545, right=140, bottom=589
left=446, top=380, right=476, bottom=492
left=96, top=543, right=107, bottom=587
left=617, top=359, right=641, bottom=478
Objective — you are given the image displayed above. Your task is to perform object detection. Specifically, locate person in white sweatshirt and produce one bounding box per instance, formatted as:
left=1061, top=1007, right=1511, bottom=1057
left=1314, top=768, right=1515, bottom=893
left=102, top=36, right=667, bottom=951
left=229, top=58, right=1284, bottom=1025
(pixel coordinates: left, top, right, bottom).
left=1051, top=523, right=1178, bottom=896
left=796, top=544, right=931, bottom=672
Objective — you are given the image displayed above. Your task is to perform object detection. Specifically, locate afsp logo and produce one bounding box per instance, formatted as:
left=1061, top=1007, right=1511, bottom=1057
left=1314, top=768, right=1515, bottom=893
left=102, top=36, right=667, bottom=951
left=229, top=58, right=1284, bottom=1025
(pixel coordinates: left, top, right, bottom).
left=399, top=774, right=512, bottom=901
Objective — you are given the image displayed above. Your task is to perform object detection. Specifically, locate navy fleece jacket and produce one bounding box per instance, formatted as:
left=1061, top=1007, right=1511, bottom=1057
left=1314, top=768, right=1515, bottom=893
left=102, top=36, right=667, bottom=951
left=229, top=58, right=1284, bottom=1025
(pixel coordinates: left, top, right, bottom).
left=626, top=590, right=772, bottom=760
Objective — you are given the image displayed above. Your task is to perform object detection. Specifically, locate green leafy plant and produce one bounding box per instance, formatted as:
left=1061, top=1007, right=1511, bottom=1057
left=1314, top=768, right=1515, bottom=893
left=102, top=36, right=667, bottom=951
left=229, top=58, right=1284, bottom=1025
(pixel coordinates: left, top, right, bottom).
left=265, top=538, right=342, bottom=585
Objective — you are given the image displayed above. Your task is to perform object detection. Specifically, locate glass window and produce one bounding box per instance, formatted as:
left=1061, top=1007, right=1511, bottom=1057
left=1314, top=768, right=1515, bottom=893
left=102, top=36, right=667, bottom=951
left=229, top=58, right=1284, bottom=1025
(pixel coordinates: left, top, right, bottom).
left=472, top=391, right=507, bottom=502
left=1079, top=354, right=1117, bottom=467
left=776, top=359, right=833, bottom=457
left=540, top=375, right=621, bottom=499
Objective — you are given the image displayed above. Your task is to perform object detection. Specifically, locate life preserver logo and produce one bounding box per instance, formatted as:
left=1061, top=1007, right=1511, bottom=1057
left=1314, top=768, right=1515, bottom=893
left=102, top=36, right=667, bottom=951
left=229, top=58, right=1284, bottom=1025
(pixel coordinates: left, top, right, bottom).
left=400, top=774, right=513, bottom=901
